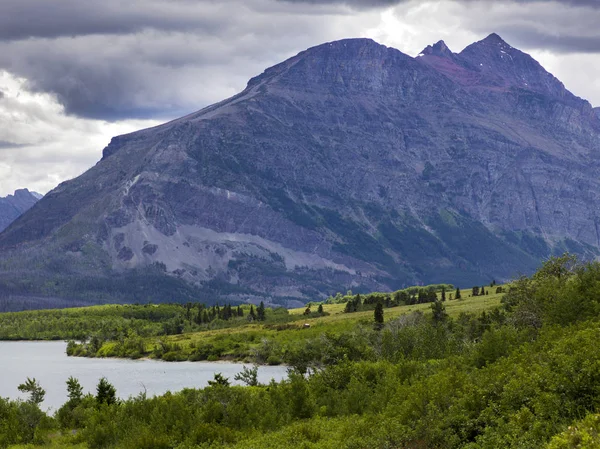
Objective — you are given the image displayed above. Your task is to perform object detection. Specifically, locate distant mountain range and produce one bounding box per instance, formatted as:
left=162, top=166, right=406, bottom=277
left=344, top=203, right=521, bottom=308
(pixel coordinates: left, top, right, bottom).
left=0, top=189, right=41, bottom=233
left=1, top=33, right=599, bottom=308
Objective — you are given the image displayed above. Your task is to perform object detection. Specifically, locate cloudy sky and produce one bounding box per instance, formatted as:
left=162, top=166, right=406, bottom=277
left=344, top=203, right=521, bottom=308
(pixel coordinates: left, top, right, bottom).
left=1, top=0, right=600, bottom=196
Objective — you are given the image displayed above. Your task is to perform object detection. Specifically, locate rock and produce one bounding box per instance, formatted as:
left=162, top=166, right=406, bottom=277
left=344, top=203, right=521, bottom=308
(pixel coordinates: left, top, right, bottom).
left=0, top=189, right=41, bottom=233
left=0, top=35, right=599, bottom=306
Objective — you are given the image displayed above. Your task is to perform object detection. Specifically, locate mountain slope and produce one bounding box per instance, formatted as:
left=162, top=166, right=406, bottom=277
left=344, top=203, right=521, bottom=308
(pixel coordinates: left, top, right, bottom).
left=1, top=35, right=599, bottom=307
left=0, top=189, right=41, bottom=233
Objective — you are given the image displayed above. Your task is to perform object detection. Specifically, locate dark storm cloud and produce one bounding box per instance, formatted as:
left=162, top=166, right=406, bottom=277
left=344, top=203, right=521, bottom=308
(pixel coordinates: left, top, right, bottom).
left=277, top=0, right=402, bottom=7
left=0, top=0, right=225, bottom=41
left=0, top=0, right=368, bottom=120
left=494, top=27, right=600, bottom=53
left=457, top=1, right=600, bottom=54
left=1, top=0, right=600, bottom=121
left=279, top=0, right=600, bottom=6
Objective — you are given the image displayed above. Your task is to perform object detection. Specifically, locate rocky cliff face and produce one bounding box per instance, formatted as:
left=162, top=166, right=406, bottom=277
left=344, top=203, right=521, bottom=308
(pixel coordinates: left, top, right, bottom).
left=1, top=34, right=599, bottom=307
left=0, top=189, right=41, bottom=233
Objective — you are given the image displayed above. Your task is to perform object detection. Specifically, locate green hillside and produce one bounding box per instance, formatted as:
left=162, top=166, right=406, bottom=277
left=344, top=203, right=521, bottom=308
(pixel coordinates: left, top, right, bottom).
left=3, top=255, right=600, bottom=448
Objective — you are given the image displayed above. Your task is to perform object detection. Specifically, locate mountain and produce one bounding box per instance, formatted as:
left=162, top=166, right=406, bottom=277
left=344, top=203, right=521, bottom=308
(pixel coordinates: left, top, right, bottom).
left=1, top=34, right=599, bottom=308
left=0, top=189, right=41, bottom=233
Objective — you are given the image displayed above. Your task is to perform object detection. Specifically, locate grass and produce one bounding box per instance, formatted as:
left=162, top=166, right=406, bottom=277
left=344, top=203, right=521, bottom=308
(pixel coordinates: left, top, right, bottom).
left=1, top=284, right=505, bottom=364
left=141, top=286, right=505, bottom=363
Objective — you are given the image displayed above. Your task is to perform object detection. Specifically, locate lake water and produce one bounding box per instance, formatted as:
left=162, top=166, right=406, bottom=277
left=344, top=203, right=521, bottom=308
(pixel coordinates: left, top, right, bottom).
left=0, top=341, right=288, bottom=411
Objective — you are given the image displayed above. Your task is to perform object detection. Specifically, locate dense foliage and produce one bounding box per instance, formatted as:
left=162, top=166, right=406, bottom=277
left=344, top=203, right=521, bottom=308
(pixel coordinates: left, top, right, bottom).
left=0, top=302, right=275, bottom=342
left=2, top=255, right=600, bottom=448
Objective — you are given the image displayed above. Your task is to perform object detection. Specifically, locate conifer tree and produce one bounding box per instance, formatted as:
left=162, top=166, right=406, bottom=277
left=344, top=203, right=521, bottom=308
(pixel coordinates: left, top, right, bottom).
left=455, top=288, right=461, bottom=299
left=18, top=377, right=45, bottom=405
left=96, top=377, right=117, bottom=406
left=431, top=299, right=448, bottom=324
left=257, top=301, right=266, bottom=321
left=66, top=377, right=83, bottom=404
left=374, top=302, right=384, bottom=326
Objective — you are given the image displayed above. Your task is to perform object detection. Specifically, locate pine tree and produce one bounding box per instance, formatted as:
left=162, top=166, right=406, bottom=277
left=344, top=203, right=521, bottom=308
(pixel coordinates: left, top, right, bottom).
left=208, top=373, right=230, bottom=387
left=431, top=299, right=448, bottom=324
left=455, top=288, right=461, bottom=300
left=427, top=290, right=437, bottom=303
left=441, top=287, right=446, bottom=301
left=66, top=376, right=83, bottom=404
left=257, top=301, right=266, bottom=321
left=234, top=365, right=259, bottom=387
left=18, top=377, right=45, bottom=405
left=354, top=294, right=362, bottom=312
left=249, top=305, right=256, bottom=320
left=96, top=377, right=117, bottom=406
left=344, top=300, right=354, bottom=313
left=374, top=302, right=384, bottom=327
left=317, top=304, right=324, bottom=314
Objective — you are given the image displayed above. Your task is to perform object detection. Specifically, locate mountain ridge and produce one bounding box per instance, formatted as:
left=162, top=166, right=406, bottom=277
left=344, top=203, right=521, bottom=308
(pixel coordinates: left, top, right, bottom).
left=1, top=34, right=599, bottom=308
left=0, top=189, right=41, bottom=233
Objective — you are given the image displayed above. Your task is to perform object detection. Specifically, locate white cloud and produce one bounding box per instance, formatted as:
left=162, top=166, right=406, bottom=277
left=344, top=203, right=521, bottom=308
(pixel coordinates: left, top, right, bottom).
left=0, top=71, right=160, bottom=196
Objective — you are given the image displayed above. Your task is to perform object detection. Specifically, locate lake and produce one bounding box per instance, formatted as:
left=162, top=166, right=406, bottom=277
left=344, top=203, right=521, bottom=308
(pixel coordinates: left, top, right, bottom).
left=0, top=341, right=288, bottom=411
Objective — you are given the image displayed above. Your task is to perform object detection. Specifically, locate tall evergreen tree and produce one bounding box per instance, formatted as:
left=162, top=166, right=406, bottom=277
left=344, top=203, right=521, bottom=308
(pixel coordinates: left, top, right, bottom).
left=96, top=377, right=117, bottom=406
left=455, top=287, right=461, bottom=299
left=257, top=301, right=266, bottom=321
left=441, top=287, right=446, bottom=301
left=374, top=302, right=384, bottom=325
left=249, top=305, right=256, bottom=320
left=66, top=377, right=83, bottom=404
left=431, top=299, right=448, bottom=324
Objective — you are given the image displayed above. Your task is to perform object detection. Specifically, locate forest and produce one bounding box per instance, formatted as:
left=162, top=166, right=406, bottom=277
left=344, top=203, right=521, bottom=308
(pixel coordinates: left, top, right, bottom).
left=1, top=255, right=600, bottom=448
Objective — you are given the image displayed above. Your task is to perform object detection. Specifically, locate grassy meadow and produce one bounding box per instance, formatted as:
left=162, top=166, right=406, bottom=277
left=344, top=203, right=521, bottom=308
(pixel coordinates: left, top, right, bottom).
left=152, top=286, right=505, bottom=363
left=8, top=257, right=600, bottom=449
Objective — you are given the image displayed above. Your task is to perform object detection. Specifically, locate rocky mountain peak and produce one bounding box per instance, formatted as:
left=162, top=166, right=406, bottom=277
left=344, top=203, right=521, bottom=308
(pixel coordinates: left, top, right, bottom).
left=420, top=40, right=454, bottom=59
left=0, top=188, right=41, bottom=233
left=245, top=37, right=416, bottom=94
left=458, top=32, right=586, bottom=107
left=481, top=32, right=509, bottom=46
left=1, top=35, right=600, bottom=308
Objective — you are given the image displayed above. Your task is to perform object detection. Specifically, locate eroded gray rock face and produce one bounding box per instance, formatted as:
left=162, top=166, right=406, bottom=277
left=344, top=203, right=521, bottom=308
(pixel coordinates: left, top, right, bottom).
left=1, top=34, right=599, bottom=306
left=0, top=189, right=41, bottom=233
